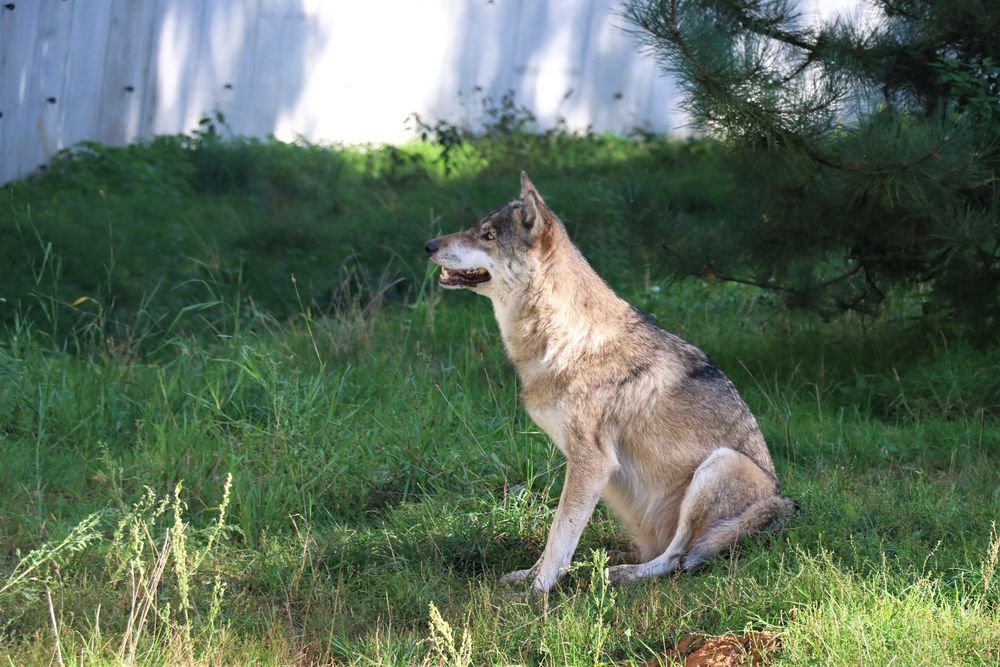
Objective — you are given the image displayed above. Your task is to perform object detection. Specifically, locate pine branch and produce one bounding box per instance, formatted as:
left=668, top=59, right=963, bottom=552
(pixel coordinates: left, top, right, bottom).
left=625, top=0, right=1000, bottom=321
left=816, top=261, right=864, bottom=289
left=706, top=268, right=785, bottom=292
left=722, top=1, right=816, bottom=52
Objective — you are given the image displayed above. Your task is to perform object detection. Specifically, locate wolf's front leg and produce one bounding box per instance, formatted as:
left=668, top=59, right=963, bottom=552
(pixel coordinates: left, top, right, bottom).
left=505, top=457, right=615, bottom=593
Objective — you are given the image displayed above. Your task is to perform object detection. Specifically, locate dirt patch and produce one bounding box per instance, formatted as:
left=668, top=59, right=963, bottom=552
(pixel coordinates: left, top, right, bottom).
left=647, top=631, right=780, bottom=666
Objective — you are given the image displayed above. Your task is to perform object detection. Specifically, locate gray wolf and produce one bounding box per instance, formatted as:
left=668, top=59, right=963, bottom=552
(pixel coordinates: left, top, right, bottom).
left=424, top=172, right=796, bottom=593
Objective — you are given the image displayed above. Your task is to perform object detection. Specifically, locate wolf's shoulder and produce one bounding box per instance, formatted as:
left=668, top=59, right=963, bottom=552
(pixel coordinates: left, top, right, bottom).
left=626, top=305, right=720, bottom=377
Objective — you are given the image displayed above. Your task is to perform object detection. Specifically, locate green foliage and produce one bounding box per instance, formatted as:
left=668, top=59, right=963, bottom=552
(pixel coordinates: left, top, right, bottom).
left=0, top=133, right=998, bottom=663
left=624, top=0, right=1000, bottom=326
left=408, top=90, right=615, bottom=178
left=932, top=56, right=1000, bottom=131
left=0, top=121, right=687, bottom=354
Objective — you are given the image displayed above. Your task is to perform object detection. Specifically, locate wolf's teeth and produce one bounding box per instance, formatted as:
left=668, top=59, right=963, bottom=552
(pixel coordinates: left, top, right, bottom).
left=441, top=268, right=450, bottom=278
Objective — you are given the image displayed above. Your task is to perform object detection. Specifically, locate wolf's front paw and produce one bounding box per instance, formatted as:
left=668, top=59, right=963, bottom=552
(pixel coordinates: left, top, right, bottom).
left=498, top=568, right=535, bottom=586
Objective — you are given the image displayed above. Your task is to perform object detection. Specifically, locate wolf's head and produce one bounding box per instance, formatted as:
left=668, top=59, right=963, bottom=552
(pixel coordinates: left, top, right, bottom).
left=425, top=172, right=557, bottom=296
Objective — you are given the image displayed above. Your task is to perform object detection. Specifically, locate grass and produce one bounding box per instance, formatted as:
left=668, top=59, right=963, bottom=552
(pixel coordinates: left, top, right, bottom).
left=0, top=130, right=998, bottom=665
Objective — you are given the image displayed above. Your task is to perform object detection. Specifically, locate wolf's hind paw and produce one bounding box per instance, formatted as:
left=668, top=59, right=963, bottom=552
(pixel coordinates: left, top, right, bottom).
left=605, top=563, right=643, bottom=585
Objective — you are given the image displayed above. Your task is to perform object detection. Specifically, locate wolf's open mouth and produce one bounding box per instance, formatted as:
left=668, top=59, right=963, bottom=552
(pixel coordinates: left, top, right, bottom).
left=439, top=267, right=491, bottom=287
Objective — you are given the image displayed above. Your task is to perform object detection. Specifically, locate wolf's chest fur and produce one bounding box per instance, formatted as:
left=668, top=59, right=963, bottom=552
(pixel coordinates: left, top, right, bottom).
left=525, top=403, right=569, bottom=454
left=490, top=272, right=626, bottom=457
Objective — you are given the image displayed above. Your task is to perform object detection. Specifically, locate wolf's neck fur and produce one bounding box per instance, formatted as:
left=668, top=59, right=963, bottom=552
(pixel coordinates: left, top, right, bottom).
left=490, top=223, right=630, bottom=385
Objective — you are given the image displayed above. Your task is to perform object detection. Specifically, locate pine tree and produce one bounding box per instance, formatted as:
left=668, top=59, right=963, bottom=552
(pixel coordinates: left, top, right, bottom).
left=624, top=0, right=1000, bottom=324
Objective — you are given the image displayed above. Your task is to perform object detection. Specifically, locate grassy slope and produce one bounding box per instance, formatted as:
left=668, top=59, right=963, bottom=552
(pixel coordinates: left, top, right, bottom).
left=0, top=134, right=998, bottom=665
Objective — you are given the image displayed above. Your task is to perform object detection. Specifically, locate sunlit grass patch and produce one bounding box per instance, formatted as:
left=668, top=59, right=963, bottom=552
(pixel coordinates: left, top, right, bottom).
left=2, top=134, right=999, bottom=664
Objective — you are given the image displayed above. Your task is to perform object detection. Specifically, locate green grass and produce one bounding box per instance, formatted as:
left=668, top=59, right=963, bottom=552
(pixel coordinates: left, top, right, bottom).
left=1, top=133, right=998, bottom=665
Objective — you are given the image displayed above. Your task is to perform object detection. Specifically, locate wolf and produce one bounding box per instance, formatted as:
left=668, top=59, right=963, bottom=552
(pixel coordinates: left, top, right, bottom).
left=424, top=172, right=796, bottom=593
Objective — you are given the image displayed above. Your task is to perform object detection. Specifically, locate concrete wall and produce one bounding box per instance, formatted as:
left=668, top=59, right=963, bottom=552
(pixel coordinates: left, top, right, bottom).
left=0, top=0, right=860, bottom=184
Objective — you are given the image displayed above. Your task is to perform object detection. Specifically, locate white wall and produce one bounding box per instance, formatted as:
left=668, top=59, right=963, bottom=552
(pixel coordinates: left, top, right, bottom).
left=0, top=0, right=860, bottom=185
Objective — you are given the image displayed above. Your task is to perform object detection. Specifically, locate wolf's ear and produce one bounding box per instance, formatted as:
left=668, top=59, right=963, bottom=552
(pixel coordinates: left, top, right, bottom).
left=520, top=171, right=539, bottom=199
left=518, top=171, right=548, bottom=231
left=518, top=171, right=555, bottom=256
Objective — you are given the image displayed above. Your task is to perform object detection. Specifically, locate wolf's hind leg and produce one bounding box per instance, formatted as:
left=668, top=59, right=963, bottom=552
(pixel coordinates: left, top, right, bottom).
left=682, top=492, right=797, bottom=570
left=606, top=447, right=782, bottom=584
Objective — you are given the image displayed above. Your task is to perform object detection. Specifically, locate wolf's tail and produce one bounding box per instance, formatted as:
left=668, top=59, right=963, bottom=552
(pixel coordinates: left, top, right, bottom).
left=681, top=495, right=798, bottom=570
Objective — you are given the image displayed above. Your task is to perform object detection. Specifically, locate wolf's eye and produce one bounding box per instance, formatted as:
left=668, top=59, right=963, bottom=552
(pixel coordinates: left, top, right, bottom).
left=483, top=230, right=497, bottom=241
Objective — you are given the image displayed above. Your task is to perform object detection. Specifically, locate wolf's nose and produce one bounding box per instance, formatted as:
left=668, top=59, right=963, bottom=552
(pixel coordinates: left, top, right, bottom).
left=424, top=238, right=440, bottom=255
